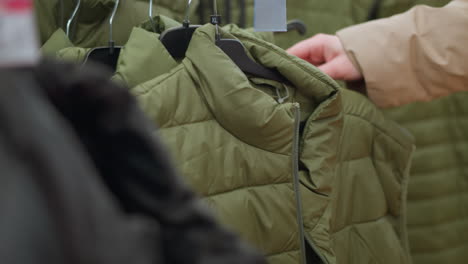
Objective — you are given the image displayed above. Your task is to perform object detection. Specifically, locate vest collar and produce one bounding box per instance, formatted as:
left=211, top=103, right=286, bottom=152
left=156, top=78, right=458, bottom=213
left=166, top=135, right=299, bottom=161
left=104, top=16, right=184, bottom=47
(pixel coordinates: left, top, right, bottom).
left=114, top=25, right=178, bottom=89
left=183, top=24, right=340, bottom=153
left=41, top=29, right=74, bottom=56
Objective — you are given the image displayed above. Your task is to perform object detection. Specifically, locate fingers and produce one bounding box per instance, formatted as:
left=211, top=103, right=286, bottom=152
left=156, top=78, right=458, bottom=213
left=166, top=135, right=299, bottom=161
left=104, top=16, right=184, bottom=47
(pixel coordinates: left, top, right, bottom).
left=287, top=34, right=328, bottom=65
left=318, top=59, right=344, bottom=80
left=288, top=34, right=363, bottom=81
left=318, top=55, right=363, bottom=81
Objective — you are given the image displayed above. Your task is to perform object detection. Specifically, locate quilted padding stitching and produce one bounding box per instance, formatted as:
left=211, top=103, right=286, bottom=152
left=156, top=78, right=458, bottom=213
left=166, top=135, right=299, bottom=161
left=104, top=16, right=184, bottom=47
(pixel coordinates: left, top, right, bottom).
left=156, top=118, right=213, bottom=130
left=161, top=120, right=292, bottom=157
left=131, top=66, right=185, bottom=96
left=344, top=113, right=413, bottom=151
left=397, top=116, right=468, bottom=126
left=200, top=180, right=292, bottom=199
left=408, top=214, right=468, bottom=229
left=265, top=249, right=300, bottom=257
left=331, top=215, right=401, bottom=237
left=412, top=139, right=468, bottom=150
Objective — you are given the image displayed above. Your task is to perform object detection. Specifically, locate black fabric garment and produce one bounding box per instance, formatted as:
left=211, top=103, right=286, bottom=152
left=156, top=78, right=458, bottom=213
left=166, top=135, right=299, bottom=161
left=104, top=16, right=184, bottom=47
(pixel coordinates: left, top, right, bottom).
left=0, top=60, right=266, bottom=264
left=0, top=68, right=160, bottom=264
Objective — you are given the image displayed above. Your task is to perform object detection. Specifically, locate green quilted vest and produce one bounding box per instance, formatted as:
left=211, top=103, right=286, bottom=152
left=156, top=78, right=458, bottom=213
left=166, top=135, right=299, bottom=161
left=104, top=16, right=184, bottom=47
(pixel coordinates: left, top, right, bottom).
left=118, top=24, right=414, bottom=264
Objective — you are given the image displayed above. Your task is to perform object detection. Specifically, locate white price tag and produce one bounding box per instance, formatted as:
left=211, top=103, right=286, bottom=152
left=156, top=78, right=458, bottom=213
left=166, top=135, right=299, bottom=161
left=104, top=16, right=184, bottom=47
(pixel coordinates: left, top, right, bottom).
left=0, top=0, right=39, bottom=67
left=254, top=0, right=287, bottom=32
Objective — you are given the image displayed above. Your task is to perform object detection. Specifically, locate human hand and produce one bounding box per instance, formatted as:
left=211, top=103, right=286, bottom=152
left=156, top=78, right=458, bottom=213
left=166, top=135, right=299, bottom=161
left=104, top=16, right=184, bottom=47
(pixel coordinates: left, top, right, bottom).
left=287, top=34, right=363, bottom=81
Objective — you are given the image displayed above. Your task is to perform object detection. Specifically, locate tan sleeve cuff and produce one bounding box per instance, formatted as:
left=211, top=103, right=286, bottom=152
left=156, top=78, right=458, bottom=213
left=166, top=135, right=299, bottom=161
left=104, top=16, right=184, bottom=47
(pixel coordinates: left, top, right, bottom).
left=336, top=1, right=468, bottom=108
left=336, top=18, right=417, bottom=108
left=337, top=36, right=363, bottom=77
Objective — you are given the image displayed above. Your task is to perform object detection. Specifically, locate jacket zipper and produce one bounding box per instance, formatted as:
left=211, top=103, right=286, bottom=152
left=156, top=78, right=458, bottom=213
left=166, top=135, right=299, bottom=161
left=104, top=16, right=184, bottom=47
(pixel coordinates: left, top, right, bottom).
left=292, top=105, right=327, bottom=264
left=292, top=104, right=307, bottom=264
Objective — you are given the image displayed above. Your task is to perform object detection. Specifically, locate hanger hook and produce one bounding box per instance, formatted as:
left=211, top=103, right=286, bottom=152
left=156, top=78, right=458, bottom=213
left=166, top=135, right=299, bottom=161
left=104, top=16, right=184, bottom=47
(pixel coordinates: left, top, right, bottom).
left=66, top=0, right=81, bottom=38
left=149, top=0, right=157, bottom=33
left=109, top=0, right=120, bottom=53
left=183, top=0, right=193, bottom=27
left=213, top=0, right=220, bottom=40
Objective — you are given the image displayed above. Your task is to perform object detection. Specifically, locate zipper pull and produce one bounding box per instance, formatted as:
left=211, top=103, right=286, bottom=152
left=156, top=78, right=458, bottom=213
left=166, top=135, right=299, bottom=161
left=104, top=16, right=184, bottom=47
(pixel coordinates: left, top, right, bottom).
left=276, top=83, right=290, bottom=104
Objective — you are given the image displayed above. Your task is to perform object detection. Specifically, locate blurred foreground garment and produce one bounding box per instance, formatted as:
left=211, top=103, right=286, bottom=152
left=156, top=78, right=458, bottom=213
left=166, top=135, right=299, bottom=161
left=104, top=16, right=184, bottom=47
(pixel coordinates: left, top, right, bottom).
left=0, top=59, right=266, bottom=264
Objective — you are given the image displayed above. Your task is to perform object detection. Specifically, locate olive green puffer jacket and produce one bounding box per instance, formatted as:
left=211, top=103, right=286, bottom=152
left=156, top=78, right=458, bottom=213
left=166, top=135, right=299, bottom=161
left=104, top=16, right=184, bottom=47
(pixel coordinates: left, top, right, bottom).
left=116, top=24, right=415, bottom=264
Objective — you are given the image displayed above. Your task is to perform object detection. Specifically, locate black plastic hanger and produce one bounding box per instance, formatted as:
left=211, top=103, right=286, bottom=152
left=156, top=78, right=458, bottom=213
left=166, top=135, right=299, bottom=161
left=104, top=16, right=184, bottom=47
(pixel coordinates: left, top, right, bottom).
left=215, top=38, right=286, bottom=82
left=59, top=0, right=65, bottom=30
left=287, top=19, right=307, bottom=36
left=211, top=0, right=286, bottom=83
left=159, top=0, right=201, bottom=59
left=66, top=0, right=80, bottom=39
left=148, top=0, right=157, bottom=33
left=238, top=0, right=246, bottom=28
left=367, top=0, right=383, bottom=21
left=82, top=0, right=122, bottom=71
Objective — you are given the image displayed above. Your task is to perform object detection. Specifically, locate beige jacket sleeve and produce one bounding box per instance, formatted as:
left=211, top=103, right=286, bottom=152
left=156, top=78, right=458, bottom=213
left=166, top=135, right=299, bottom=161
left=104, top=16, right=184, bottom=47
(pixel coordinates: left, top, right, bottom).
left=336, top=0, right=468, bottom=108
